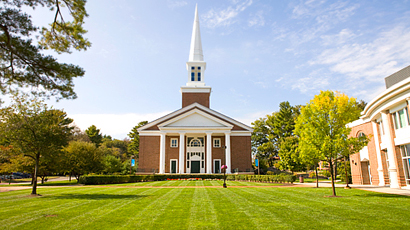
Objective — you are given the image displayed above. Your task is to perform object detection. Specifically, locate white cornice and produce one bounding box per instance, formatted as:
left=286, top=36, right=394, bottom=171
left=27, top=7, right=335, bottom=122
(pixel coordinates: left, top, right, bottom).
left=137, top=102, right=253, bottom=132
left=361, top=77, right=410, bottom=119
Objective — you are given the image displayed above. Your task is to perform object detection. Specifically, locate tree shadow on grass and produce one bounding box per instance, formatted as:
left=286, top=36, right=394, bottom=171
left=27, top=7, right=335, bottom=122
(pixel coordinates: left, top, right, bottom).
left=43, top=194, right=150, bottom=200
left=352, top=193, right=410, bottom=199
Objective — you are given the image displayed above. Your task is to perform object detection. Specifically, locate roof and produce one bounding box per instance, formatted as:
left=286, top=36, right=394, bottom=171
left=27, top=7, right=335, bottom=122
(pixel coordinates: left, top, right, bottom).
left=137, top=103, right=253, bottom=133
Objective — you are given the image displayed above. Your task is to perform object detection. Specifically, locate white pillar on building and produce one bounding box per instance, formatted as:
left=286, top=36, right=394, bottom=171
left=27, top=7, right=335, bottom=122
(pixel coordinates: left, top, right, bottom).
left=381, top=111, right=399, bottom=188
left=206, top=132, right=212, bottom=174
left=225, top=132, right=231, bottom=174
left=159, top=132, right=166, bottom=174
left=179, top=132, right=185, bottom=174
left=372, top=120, right=385, bottom=186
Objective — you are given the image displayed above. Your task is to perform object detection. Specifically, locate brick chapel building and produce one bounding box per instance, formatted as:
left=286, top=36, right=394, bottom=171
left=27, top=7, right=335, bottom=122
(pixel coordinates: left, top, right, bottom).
left=348, top=65, right=410, bottom=189
left=137, top=6, right=253, bottom=174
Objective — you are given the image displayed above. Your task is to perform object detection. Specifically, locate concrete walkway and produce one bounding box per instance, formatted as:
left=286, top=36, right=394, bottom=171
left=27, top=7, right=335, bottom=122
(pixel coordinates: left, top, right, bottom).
left=295, top=182, right=410, bottom=196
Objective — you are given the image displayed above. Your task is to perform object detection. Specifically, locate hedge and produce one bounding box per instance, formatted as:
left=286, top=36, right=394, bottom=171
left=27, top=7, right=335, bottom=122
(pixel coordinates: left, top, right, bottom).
left=79, top=173, right=296, bottom=185
left=226, top=174, right=296, bottom=183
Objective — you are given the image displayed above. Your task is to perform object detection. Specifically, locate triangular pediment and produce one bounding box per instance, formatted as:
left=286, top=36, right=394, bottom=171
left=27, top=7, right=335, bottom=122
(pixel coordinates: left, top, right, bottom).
left=158, top=109, right=233, bottom=129
left=164, top=112, right=227, bottom=128
left=137, top=103, right=253, bottom=132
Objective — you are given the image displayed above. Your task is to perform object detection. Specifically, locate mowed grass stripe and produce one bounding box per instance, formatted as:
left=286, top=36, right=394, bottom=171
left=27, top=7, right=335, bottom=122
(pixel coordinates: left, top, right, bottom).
left=131, top=188, right=185, bottom=229
left=0, top=187, right=97, bottom=214
left=210, top=188, right=258, bottom=229
left=187, top=187, right=219, bottom=229
left=225, top=188, right=293, bottom=230
left=48, top=187, right=143, bottom=229
left=3, top=187, right=123, bottom=229
left=269, top=187, right=410, bottom=229
left=117, top=188, right=182, bottom=229
left=238, top=187, right=327, bottom=229
left=0, top=187, right=112, bottom=224
left=53, top=187, right=159, bottom=230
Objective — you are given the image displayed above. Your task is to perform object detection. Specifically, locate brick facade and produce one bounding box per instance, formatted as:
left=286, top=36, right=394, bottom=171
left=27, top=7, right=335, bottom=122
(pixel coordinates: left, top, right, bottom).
left=182, top=92, right=210, bottom=108
left=139, top=136, right=160, bottom=173
left=349, top=121, right=379, bottom=185
left=231, top=136, right=252, bottom=172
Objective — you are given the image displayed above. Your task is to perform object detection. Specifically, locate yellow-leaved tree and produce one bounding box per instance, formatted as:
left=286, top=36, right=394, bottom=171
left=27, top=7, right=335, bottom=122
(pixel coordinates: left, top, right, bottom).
left=295, top=90, right=368, bottom=196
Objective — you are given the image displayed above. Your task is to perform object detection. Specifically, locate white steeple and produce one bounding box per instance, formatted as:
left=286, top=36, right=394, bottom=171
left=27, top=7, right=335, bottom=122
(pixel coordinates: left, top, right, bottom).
left=189, top=4, right=203, bottom=62
left=184, top=4, right=208, bottom=87
left=181, top=4, right=211, bottom=107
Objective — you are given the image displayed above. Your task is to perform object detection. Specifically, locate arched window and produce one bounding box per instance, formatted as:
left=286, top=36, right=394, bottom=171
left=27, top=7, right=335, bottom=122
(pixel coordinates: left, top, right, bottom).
left=189, top=139, right=202, bottom=147
left=198, top=72, right=201, bottom=81
left=191, top=72, right=195, bottom=81
left=358, top=132, right=365, bottom=138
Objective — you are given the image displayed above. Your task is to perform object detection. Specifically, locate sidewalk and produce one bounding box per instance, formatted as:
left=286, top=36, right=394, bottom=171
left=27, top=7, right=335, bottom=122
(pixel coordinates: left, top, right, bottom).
left=295, top=182, right=410, bottom=196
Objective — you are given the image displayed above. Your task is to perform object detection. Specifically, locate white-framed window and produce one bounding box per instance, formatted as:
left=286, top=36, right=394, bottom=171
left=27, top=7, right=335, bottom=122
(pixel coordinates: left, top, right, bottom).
left=392, top=107, right=410, bottom=129
left=401, top=144, right=410, bottom=185
left=170, top=138, right=178, bottom=148
left=213, top=138, right=221, bottom=148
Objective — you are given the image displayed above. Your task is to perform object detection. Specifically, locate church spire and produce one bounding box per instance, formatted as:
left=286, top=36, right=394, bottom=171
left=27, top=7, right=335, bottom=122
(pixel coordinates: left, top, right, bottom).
left=181, top=4, right=211, bottom=108
left=189, top=4, right=203, bottom=62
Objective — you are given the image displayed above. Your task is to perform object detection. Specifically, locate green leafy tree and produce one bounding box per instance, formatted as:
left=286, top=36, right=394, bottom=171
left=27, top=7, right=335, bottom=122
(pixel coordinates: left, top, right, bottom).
left=101, top=138, right=129, bottom=162
left=252, top=102, right=301, bottom=167
left=102, top=154, right=122, bottom=175
left=85, top=125, right=103, bottom=146
left=277, top=136, right=305, bottom=172
left=0, top=0, right=91, bottom=101
left=62, top=140, right=103, bottom=180
left=0, top=94, right=73, bottom=194
left=295, top=90, right=367, bottom=196
left=128, top=121, right=148, bottom=162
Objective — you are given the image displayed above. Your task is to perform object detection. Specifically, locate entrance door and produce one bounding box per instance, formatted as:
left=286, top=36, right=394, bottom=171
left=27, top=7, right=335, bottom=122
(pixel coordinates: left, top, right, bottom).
left=214, top=160, right=221, bottom=173
left=191, top=161, right=200, bottom=173
left=361, top=161, right=371, bottom=185
left=171, top=160, right=177, bottom=174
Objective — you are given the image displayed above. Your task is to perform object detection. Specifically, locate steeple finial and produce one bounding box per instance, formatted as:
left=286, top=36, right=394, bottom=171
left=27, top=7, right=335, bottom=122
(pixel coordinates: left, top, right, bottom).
left=189, top=4, right=203, bottom=61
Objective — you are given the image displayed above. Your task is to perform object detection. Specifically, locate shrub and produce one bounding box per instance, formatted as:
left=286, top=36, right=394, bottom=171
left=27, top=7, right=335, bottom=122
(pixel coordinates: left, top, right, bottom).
left=320, top=170, right=331, bottom=178
left=309, top=171, right=316, bottom=178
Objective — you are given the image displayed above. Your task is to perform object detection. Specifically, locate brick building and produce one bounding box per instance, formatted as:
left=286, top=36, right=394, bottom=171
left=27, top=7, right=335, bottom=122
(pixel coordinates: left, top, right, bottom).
left=348, top=65, right=410, bottom=189
left=137, top=6, right=253, bottom=174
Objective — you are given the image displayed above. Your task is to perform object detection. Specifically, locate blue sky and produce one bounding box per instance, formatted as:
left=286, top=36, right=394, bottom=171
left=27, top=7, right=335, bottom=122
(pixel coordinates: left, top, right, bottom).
left=14, top=0, right=410, bottom=139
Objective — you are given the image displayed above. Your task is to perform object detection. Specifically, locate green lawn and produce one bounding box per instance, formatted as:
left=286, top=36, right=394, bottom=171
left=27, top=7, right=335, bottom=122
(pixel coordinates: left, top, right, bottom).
left=1, top=181, right=409, bottom=230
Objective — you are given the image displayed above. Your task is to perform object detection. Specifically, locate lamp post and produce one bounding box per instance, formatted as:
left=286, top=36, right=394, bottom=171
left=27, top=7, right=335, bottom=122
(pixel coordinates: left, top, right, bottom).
left=221, top=165, right=228, bottom=188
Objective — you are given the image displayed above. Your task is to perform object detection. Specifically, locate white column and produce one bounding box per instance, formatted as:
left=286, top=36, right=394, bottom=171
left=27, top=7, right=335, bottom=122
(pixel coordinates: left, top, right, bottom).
left=159, top=132, right=166, bottom=174
left=206, top=132, right=212, bottom=174
left=179, top=132, right=185, bottom=174
left=381, top=111, right=399, bottom=188
left=225, top=132, right=231, bottom=174
left=372, top=120, right=385, bottom=186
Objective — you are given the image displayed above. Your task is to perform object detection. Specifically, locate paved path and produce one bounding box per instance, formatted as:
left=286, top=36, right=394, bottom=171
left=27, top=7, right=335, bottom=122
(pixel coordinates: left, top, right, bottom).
left=295, top=182, right=410, bottom=196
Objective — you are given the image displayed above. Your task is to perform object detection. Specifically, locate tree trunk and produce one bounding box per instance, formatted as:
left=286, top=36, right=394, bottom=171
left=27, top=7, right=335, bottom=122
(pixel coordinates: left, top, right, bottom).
left=334, top=160, right=338, bottom=181
left=315, top=166, right=319, bottom=188
left=329, top=158, right=336, bottom=196
left=69, top=173, right=71, bottom=182
left=32, top=155, right=39, bottom=195
left=31, top=171, right=35, bottom=185
left=41, top=175, right=45, bottom=184
left=344, top=156, right=350, bottom=188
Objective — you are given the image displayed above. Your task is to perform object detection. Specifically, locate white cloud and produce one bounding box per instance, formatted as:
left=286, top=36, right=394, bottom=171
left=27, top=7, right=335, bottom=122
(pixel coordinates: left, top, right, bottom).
left=70, top=111, right=171, bottom=139
left=248, top=10, right=265, bottom=27
left=320, top=28, right=356, bottom=46
left=311, top=24, right=410, bottom=84
left=286, top=1, right=360, bottom=46
left=167, top=0, right=187, bottom=9
left=202, top=0, right=253, bottom=28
